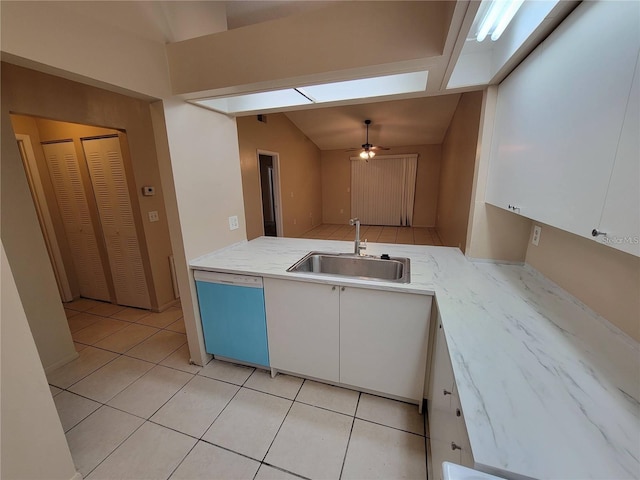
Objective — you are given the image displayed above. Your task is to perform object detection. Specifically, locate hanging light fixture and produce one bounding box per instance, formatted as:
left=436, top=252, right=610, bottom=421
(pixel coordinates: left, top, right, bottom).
left=347, top=120, right=389, bottom=158
left=359, top=120, right=378, bottom=159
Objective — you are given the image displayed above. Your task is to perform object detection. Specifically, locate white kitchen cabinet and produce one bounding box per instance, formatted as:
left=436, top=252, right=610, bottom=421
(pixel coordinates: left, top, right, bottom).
left=339, top=287, right=431, bottom=402
left=597, top=51, right=640, bottom=256
left=485, top=1, right=640, bottom=255
left=263, top=278, right=339, bottom=382
left=428, top=319, right=474, bottom=477
left=264, top=278, right=432, bottom=402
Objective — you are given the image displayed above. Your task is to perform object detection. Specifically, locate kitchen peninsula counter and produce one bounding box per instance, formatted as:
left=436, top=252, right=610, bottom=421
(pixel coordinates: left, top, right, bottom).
left=191, top=237, right=639, bottom=480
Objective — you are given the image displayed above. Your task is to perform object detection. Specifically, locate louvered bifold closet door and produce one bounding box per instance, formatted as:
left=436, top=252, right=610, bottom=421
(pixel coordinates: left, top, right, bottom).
left=42, top=141, right=110, bottom=301
left=82, top=137, right=151, bottom=309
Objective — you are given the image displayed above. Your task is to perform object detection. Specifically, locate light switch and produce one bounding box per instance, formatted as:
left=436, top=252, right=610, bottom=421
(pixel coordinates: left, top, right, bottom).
left=148, top=211, right=159, bottom=222
left=229, top=215, right=239, bottom=230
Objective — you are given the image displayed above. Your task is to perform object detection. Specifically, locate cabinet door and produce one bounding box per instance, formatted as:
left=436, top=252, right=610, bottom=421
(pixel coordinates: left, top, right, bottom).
left=597, top=51, right=640, bottom=256
left=339, top=287, right=431, bottom=401
left=486, top=1, right=639, bottom=239
left=263, top=278, right=339, bottom=382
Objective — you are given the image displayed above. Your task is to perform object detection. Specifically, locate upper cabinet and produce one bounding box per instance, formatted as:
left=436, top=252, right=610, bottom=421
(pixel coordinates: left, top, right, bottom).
left=485, top=1, right=640, bottom=256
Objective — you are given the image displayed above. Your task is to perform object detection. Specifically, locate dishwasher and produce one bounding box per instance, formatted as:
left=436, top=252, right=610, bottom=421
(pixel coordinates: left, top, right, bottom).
left=194, top=270, right=269, bottom=367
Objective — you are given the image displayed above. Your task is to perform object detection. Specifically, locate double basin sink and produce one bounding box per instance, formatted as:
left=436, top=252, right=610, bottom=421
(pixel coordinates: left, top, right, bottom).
left=287, top=251, right=410, bottom=283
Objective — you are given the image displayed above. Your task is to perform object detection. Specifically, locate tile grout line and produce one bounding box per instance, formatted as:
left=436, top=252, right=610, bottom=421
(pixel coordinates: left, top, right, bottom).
left=257, top=377, right=306, bottom=468
left=338, top=392, right=361, bottom=480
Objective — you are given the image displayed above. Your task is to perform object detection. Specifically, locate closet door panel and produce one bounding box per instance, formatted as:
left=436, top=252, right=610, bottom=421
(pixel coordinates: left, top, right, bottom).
left=83, top=137, right=150, bottom=309
left=43, top=142, right=110, bottom=301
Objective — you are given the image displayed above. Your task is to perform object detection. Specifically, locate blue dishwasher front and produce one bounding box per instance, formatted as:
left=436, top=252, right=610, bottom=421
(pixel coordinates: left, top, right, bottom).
left=194, top=270, right=269, bottom=367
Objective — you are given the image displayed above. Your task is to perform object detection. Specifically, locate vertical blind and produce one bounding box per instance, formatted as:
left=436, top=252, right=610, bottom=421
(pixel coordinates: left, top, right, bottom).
left=350, top=154, right=418, bottom=226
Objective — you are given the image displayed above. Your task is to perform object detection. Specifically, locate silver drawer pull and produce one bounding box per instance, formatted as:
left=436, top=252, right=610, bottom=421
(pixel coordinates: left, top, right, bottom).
left=456, top=408, right=461, bottom=417
left=451, top=442, right=462, bottom=451
left=443, top=389, right=452, bottom=396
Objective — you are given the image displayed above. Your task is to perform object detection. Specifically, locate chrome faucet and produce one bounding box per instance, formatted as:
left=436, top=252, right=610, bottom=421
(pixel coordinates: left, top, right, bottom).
left=349, top=218, right=366, bottom=255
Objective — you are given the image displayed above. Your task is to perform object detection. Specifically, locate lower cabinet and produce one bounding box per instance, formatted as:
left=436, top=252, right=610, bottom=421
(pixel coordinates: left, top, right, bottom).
left=263, top=278, right=340, bottom=382
left=428, top=316, right=474, bottom=479
left=263, top=278, right=432, bottom=402
left=340, top=287, right=432, bottom=402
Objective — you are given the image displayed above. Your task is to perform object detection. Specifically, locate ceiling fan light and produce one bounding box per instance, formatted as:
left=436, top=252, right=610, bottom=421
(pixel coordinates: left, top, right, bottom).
left=360, top=150, right=369, bottom=159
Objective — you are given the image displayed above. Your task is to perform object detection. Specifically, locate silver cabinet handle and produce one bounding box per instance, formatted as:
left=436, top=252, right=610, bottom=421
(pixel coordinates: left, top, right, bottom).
left=456, top=408, right=461, bottom=417
left=443, top=389, right=451, bottom=396
left=341, top=286, right=345, bottom=292
left=592, top=229, right=607, bottom=237
left=332, top=286, right=336, bottom=291
left=451, top=442, right=462, bottom=451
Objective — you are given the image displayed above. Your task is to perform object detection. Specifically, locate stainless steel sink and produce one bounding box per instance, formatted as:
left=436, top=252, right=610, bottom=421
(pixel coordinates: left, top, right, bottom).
left=287, top=252, right=410, bottom=283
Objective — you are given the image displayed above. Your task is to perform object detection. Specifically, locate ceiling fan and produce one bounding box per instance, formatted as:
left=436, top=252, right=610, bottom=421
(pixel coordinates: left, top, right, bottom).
left=347, top=119, right=389, bottom=159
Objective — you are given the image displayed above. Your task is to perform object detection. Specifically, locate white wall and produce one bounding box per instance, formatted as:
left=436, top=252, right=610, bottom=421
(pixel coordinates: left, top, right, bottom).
left=151, top=99, right=247, bottom=366
left=1, top=242, right=79, bottom=480
left=0, top=1, right=171, bottom=99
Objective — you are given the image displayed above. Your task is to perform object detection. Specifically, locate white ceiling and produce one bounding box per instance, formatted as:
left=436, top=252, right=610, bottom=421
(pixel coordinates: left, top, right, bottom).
left=45, top=1, right=569, bottom=151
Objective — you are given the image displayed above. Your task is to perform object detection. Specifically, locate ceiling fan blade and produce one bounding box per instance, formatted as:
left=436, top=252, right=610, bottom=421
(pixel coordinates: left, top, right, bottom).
left=370, top=145, right=390, bottom=151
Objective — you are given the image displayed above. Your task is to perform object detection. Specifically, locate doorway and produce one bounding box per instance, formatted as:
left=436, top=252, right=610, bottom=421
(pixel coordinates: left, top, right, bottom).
left=11, top=114, right=152, bottom=309
left=258, top=151, right=283, bottom=237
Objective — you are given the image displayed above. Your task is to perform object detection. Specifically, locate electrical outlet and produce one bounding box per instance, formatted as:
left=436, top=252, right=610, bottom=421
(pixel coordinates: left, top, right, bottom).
left=228, top=215, right=239, bottom=230
left=532, top=225, right=542, bottom=246
left=148, top=211, right=159, bottom=222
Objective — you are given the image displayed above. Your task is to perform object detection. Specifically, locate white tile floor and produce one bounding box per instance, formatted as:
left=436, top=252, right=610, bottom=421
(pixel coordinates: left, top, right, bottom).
left=48, top=299, right=428, bottom=479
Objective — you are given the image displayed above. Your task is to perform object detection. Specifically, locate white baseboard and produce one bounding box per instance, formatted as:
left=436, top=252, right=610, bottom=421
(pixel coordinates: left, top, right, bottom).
left=44, top=351, right=79, bottom=374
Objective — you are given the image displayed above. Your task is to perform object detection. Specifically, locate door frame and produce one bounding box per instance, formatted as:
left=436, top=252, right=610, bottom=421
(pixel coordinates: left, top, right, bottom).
left=16, top=134, right=74, bottom=301
left=256, top=150, right=283, bottom=237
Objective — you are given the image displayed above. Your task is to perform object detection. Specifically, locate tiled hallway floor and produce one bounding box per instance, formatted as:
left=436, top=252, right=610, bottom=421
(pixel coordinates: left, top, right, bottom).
left=298, top=224, right=443, bottom=246
left=48, top=299, right=428, bottom=480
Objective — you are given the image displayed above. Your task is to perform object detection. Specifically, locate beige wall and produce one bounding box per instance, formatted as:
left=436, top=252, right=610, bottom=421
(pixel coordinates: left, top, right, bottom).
left=0, top=0, right=171, bottom=99
left=436, top=91, right=483, bottom=251
left=167, top=2, right=448, bottom=96
left=3, top=64, right=176, bottom=312
left=525, top=223, right=640, bottom=341
left=321, top=145, right=442, bottom=227
left=237, top=114, right=322, bottom=239
left=1, top=89, right=78, bottom=373
left=1, top=242, right=79, bottom=480
left=151, top=99, right=246, bottom=366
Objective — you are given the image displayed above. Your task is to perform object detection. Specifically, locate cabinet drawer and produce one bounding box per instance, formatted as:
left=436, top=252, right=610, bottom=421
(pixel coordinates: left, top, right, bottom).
left=452, top=385, right=474, bottom=468
left=429, top=438, right=461, bottom=480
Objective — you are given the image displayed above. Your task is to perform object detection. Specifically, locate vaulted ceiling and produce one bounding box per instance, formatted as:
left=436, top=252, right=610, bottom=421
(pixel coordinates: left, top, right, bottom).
left=30, top=1, right=573, bottom=151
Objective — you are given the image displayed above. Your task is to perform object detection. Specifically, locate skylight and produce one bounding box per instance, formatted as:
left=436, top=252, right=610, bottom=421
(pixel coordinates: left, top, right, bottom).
left=191, top=71, right=429, bottom=115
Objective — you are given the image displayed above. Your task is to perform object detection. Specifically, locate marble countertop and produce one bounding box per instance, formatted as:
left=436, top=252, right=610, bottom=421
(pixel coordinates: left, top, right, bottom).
left=190, top=237, right=639, bottom=480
